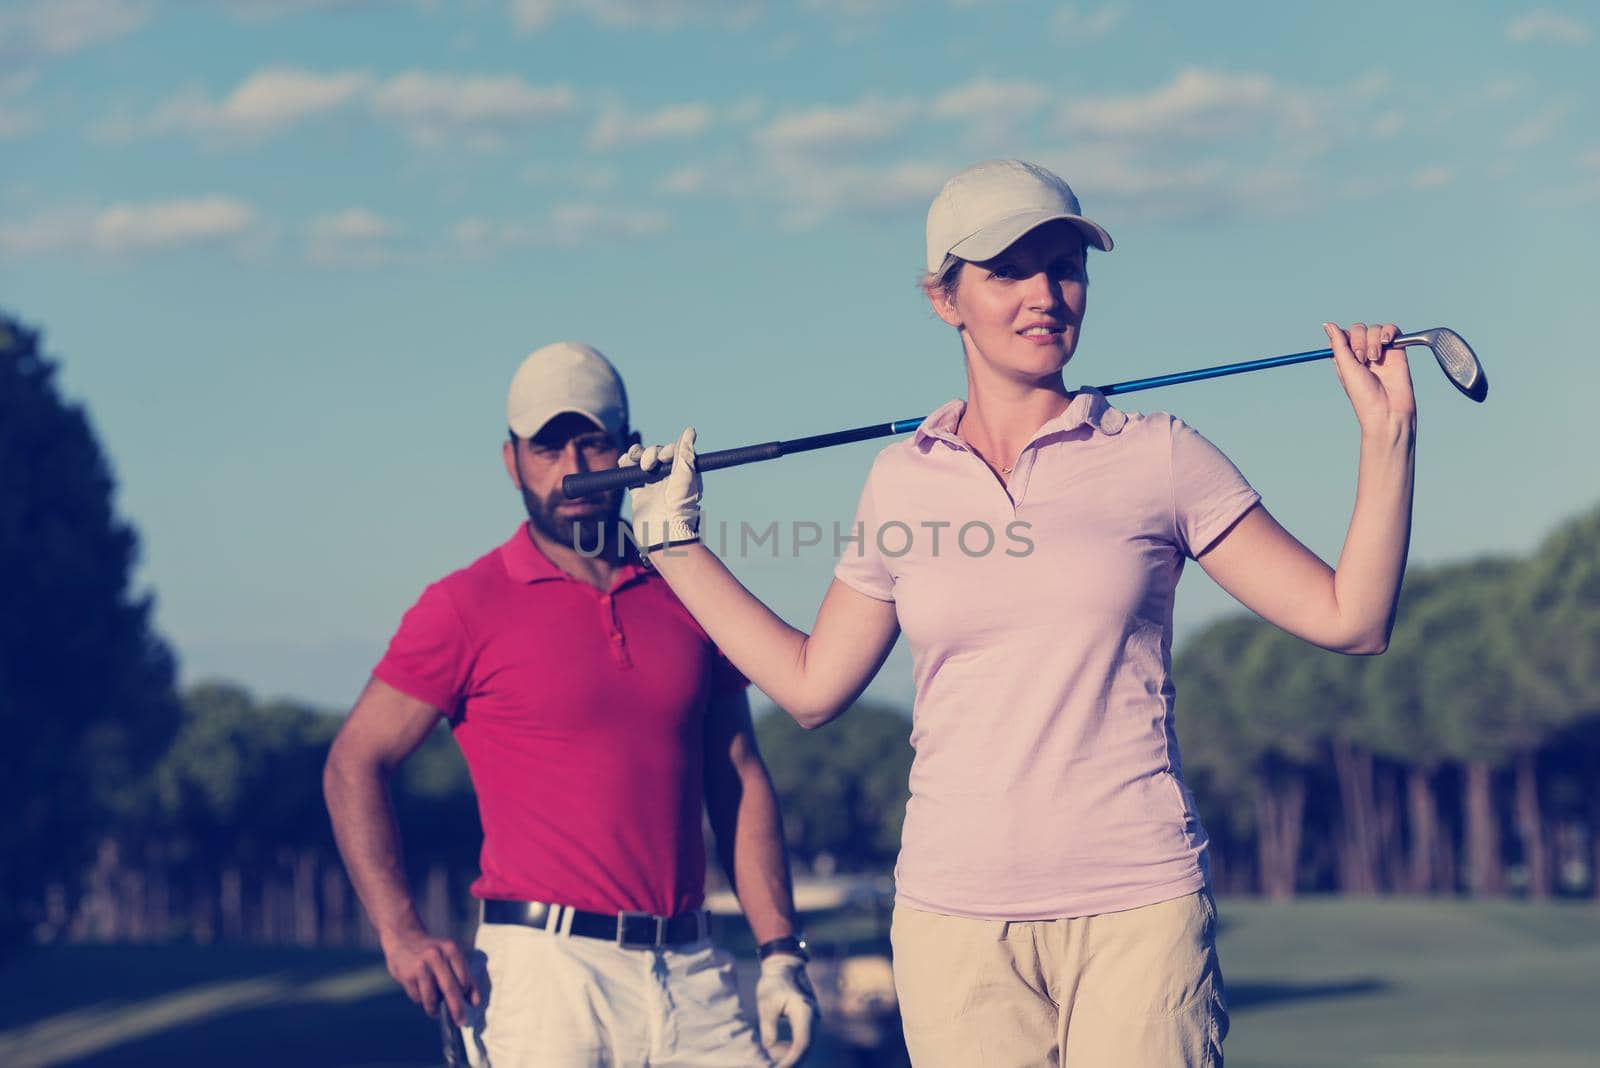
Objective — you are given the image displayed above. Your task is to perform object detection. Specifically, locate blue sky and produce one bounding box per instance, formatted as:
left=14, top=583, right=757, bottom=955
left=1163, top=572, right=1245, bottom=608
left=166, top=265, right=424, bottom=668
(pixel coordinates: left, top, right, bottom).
left=2, top=0, right=1596, bottom=711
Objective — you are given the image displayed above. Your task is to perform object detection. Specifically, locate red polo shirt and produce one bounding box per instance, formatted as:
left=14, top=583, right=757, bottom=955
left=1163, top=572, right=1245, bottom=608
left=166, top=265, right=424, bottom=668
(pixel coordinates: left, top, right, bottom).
left=373, top=524, right=746, bottom=916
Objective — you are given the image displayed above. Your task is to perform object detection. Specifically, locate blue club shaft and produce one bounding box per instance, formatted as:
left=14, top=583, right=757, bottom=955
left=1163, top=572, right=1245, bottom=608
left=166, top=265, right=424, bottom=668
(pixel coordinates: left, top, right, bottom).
left=563, top=346, right=1336, bottom=498
left=1098, top=347, right=1333, bottom=396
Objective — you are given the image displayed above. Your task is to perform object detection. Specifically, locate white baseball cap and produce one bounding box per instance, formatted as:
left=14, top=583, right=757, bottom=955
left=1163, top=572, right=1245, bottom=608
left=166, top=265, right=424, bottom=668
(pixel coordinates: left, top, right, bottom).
left=506, top=341, right=629, bottom=439
left=925, top=159, right=1113, bottom=274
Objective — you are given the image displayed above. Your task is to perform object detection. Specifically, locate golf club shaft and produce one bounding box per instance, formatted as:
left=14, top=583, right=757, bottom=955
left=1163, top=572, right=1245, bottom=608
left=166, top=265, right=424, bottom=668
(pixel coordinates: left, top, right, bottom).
left=563, top=344, right=1342, bottom=499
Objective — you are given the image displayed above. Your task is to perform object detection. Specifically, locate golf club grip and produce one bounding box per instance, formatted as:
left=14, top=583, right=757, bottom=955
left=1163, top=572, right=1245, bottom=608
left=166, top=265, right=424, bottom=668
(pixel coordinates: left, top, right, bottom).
left=562, top=441, right=784, bottom=498
left=439, top=1010, right=469, bottom=1068
left=700, top=440, right=786, bottom=471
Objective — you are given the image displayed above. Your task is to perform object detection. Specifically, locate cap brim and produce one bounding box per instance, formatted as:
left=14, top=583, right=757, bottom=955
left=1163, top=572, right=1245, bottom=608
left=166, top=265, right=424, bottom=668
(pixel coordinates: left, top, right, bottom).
left=510, top=406, right=612, bottom=439
left=947, top=209, right=1114, bottom=265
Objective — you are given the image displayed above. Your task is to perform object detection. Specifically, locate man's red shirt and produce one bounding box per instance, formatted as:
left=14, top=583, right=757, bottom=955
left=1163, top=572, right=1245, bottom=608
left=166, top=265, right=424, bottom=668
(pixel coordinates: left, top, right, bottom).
left=374, top=524, right=746, bottom=916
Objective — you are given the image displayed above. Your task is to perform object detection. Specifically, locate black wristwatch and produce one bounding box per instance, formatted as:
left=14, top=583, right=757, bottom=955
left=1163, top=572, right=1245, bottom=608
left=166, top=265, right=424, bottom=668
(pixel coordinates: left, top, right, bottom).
left=757, top=934, right=810, bottom=962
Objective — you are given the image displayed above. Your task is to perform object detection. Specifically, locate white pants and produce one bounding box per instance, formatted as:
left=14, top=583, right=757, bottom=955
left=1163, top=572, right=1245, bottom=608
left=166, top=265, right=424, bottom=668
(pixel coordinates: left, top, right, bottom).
left=461, top=921, right=773, bottom=1068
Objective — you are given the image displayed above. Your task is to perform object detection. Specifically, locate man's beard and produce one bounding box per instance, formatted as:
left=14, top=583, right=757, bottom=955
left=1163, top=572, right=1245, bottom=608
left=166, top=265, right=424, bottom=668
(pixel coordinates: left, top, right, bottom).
left=521, top=483, right=623, bottom=556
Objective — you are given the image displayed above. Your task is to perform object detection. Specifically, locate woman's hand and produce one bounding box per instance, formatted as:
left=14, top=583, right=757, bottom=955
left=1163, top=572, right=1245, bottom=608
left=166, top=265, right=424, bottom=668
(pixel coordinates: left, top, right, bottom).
left=619, top=426, right=702, bottom=552
left=1324, top=321, right=1416, bottom=431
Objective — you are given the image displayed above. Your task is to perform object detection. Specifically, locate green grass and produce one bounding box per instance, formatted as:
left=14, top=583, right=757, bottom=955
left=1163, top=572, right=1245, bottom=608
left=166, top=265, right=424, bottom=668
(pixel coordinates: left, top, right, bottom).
left=1218, top=897, right=1600, bottom=1068
left=2, top=898, right=1597, bottom=1066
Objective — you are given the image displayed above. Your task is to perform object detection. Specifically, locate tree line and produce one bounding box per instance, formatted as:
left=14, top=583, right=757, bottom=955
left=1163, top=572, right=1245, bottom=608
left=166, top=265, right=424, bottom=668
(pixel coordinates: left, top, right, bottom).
left=1175, top=504, right=1600, bottom=899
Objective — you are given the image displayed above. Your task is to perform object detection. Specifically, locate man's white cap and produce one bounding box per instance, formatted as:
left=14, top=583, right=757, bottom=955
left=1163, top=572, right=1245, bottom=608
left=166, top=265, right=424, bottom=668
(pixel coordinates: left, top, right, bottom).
left=925, top=159, right=1113, bottom=274
left=506, top=341, right=629, bottom=439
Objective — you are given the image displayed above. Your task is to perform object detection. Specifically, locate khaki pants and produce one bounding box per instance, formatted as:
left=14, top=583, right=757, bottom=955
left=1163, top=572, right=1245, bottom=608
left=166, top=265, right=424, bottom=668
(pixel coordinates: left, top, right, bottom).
left=891, top=891, right=1228, bottom=1067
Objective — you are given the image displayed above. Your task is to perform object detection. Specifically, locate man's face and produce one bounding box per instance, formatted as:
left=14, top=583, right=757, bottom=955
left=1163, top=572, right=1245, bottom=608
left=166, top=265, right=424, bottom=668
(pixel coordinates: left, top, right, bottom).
left=504, top=412, right=630, bottom=550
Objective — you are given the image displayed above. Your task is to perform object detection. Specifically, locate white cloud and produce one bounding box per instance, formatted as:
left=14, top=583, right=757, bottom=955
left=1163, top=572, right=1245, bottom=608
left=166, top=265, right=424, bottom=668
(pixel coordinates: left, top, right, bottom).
left=588, top=103, right=714, bottom=150
left=521, top=162, right=620, bottom=189
left=587, top=0, right=763, bottom=27
left=1582, top=147, right=1600, bottom=172
left=133, top=68, right=373, bottom=142
left=0, top=105, right=31, bottom=139
left=927, top=79, right=1050, bottom=149
left=226, top=0, right=412, bottom=15
left=1482, top=78, right=1523, bottom=103
left=0, top=72, right=36, bottom=139
left=100, top=68, right=575, bottom=148
left=685, top=66, right=1427, bottom=228
left=1, top=196, right=259, bottom=258
left=1507, top=103, right=1567, bottom=148
left=726, top=97, right=765, bottom=124
left=756, top=97, right=917, bottom=158
left=659, top=166, right=709, bottom=194
left=0, top=0, right=150, bottom=59
left=550, top=202, right=669, bottom=240
left=1411, top=167, right=1454, bottom=191
left=313, top=207, right=398, bottom=241
left=453, top=203, right=669, bottom=254
left=306, top=208, right=403, bottom=266
left=513, top=1, right=764, bottom=31
left=802, top=0, right=898, bottom=17
left=761, top=159, right=950, bottom=230
left=1061, top=68, right=1313, bottom=142
left=930, top=79, right=1047, bottom=122
left=212, top=69, right=372, bottom=131
left=714, top=72, right=1326, bottom=227
left=1507, top=10, right=1592, bottom=45
left=1053, top=3, right=1127, bottom=40
left=96, top=197, right=258, bottom=254
left=371, top=72, right=576, bottom=145
left=1373, top=112, right=1404, bottom=138
left=1032, top=146, right=1283, bottom=223
left=510, top=0, right=558, bottom=29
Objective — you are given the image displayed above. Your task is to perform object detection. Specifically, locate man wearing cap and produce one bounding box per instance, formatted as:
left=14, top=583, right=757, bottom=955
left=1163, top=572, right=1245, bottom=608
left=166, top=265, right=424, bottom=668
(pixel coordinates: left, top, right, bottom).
left=324, top=341, right=818, bottom=1067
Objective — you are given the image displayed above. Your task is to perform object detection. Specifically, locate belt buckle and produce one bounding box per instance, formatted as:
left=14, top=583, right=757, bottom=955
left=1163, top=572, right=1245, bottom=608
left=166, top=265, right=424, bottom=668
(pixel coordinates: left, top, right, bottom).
left=616, top=911, right=665, bottom=950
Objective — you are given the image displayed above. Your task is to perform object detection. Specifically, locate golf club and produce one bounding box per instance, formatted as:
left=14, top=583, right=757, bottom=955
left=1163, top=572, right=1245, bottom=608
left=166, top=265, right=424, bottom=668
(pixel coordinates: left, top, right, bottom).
left=563, top=327, right=1486, bottom=500
left=439, top=1007, right=469, bottom=1068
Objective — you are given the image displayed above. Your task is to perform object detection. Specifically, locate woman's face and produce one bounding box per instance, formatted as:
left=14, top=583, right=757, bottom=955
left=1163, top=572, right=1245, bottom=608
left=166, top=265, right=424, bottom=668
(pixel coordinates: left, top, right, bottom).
left=931, top=220, right=1088, bottom=381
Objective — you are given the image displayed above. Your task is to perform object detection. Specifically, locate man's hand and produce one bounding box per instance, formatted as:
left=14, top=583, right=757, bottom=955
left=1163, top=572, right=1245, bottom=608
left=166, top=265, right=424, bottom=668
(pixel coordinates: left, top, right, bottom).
left=756, top=953, right=819, bottom=1067
left=381, top=925, right=478, bottom=1026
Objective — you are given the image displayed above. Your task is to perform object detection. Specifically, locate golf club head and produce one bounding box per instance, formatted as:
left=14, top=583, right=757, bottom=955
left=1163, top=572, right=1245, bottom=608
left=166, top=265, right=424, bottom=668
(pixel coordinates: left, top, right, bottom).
left=1390, top=327, right=1487, bottom=402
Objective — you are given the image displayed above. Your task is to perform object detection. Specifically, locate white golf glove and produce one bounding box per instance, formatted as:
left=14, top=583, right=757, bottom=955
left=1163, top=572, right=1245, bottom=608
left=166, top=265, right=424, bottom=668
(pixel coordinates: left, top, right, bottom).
left=756, top=953, right=819, bottom=1068
left=618, top=426, right=701, bottom=553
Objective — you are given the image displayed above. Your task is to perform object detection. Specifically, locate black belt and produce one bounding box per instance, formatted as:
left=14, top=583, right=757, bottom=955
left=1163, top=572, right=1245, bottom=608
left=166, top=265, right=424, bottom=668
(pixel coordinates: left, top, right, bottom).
left=480, top=899, right=709, bottom=950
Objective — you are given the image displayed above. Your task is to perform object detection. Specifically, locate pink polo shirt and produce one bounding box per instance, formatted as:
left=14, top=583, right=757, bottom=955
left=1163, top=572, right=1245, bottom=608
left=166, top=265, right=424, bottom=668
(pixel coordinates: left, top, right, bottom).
left=374, top=524, right=746, bottom=916
left=834, top=389, right=1260, bottom=920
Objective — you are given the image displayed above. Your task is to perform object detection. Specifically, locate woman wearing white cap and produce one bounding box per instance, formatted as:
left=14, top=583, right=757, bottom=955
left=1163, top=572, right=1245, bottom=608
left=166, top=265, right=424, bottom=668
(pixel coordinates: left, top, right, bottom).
left=623, top=159, right=1416, bottom=1066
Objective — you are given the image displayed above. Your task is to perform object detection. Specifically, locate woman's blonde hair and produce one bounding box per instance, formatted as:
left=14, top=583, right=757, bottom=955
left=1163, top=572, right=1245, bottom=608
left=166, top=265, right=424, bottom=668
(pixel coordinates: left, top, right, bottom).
left=920, top=255, right=964, bottom=305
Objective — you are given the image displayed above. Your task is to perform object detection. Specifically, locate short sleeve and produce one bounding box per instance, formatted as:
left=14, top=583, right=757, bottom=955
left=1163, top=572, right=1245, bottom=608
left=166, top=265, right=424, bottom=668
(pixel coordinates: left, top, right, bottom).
left=1169, top=416, right=1261, bottom=559
left=372, top=580, right=474, bottom=716
left=832, top=467, right=895, bottom=602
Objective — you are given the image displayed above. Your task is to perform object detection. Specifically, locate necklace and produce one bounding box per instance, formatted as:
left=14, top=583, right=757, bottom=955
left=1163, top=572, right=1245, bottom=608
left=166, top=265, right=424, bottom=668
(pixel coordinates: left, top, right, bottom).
left=978, top=451, right=1013, bottom=477
left=965, top=441, right=1013, bottom=477
left=956, top=415, right=1014, bottom=477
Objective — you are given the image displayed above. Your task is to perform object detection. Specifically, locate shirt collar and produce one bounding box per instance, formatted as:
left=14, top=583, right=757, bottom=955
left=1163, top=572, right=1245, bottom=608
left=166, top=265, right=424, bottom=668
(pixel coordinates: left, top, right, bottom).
left=912, top=387, right=1128, bottom=451
left=499, top=523, right=651, bottom=587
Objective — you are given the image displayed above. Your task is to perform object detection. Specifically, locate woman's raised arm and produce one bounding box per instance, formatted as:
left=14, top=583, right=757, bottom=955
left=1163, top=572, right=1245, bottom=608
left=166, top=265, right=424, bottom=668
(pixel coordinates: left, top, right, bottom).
left=1198, top=322, right=1415, bottom=654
